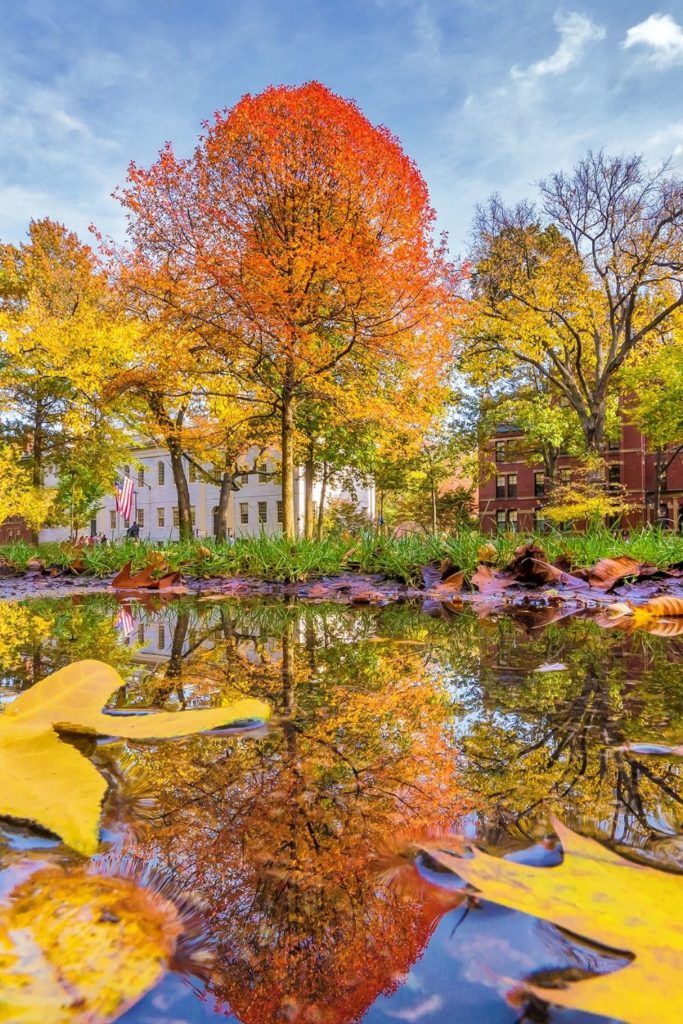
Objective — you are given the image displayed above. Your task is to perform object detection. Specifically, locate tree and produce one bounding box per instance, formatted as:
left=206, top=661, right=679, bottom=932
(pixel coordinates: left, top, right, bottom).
left=479, top=372, right=585, bottom=485
left=0, top=219, right=130, bottom=538
left=0, top=445, right=55, bottom=533
left=464, top=152, right=683, bottom=455
left=111, top=82, right=459, bottom=537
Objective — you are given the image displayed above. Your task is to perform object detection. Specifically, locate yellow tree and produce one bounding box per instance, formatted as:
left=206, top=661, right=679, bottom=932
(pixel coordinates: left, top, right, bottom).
left=0, top=219, right=131, bottom=537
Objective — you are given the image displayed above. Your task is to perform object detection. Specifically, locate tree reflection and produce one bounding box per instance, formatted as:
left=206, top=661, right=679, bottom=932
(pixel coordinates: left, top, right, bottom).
left=457, top=614, right=683, bottom=860
left=118, top=602, right=466, bottom=1023
left=0, top=595, right=134, bottom=692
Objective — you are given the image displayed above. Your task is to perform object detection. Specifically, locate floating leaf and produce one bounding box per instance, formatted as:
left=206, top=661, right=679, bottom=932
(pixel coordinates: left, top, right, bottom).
left=0, top=863, right=197, bottom=1023
left=427, top=819, right=683, bottom=1024
left=0, top=660, right=271, bottom=853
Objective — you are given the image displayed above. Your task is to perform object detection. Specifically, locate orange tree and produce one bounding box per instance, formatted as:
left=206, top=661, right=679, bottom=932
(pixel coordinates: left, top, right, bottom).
left=110, top=82, right=460, bottom=536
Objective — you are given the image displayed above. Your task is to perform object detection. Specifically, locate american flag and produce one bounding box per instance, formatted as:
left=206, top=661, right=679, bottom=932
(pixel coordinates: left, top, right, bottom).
left=115, top=475, right=135, bottom=521
left=114, top=605, right=136, bottom=636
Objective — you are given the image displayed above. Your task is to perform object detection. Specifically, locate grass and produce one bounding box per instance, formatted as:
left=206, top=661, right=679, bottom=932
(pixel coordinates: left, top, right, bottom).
left=2, top=525, right=683, bottom=584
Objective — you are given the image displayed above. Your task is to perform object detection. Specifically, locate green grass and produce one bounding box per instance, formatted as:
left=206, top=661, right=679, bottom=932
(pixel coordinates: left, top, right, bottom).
left=2, top=526, right=683, bottom=584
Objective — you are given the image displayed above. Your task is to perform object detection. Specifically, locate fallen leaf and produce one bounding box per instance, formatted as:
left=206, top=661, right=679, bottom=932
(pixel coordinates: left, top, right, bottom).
left=0, top=660, right=271, bottom=853
left=586, top=556, right=661, bottom=591
left=634, top=595, right=683, bottom=617
left=0, top=862, right=202, bottom=1023
left=431, top=571, right=465, bottom=598
left=427, top=819, right=683, bottom=1024
left=470, top=565, right=516, bottom=594
left=477, top=542, right=498, bottom=563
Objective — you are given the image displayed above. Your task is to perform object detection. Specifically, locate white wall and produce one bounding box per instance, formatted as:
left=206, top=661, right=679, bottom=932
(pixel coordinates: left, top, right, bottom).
left=40, top=444, right=375, bottom=542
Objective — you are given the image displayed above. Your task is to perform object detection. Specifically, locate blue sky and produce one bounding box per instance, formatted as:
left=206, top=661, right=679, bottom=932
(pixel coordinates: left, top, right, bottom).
left=2, top=1, right=683, bottom=256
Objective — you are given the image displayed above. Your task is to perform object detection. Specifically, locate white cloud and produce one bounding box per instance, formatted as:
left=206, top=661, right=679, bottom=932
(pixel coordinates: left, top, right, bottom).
left=512, top=10, right=606, bottom=79
left=623, top=13, right=683, bottom=66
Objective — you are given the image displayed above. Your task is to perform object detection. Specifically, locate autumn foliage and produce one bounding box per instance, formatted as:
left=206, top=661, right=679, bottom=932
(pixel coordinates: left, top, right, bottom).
left=112, top=82, right=460, bottom=535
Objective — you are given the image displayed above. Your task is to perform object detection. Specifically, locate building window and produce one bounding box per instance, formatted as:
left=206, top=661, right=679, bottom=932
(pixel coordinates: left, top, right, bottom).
left=496, top=509, right=506, bottom=530
left=189, top=463, right=197, bottom=483
left=495, top=440, right=505, bottom=463
left=240, top=502, right=249, bottom=525
left=258, top=468, right=269, bottom=483
left=123, top=518, right=130, bottom=529
left=109, top=510, right=116, bottom=530
left=136, top=508, right=144, bottom=528
left=608, top=436, right=620, bottom=451
left=157, top=624, right=165, bottom=649
left=258, top=501, right=267, bottom=524
left=507, top=473, right=518, bottom=499
left=608, top=464, right=621, bottom=486
left=172, top=507, right=179, bottom=527
left=158, top=461, right=165, bottom=485
left=123, top=465, right=130, bottom=477
left=508, top=509, right=518, bottom=531
left=533, top=510, right=546, bottom=531
left=277, top=499, right=283, bottom=524
left=495, top=475, right=505, bottom=499
left=137, top=625, right=145, bottom=644
left=534, top=471, right=545, bottom=497
left=240, top=472, right=249, bottom=484
left=190, top=506, right=196, bottom=527
left=559, top=468, right=571, bottom=485
left=157, top=507, right=165, bottom=528
left=137, top=467, right=145, bottom=486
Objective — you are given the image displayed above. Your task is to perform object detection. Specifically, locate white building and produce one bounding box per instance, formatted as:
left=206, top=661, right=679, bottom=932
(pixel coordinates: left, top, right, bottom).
left=40, top=443, right=375, bottom=542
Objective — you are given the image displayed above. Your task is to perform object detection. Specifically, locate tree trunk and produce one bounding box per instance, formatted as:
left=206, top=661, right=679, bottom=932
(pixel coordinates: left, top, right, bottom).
left=215, top=472, right=234, bottom=541
left=281, top=387, right=296, bottom=539
left=30, top=402, right=44, bottom=544
left=168, top=442, right=193, bottom=541
left=304, top=446, right=315, bottom=540
left=430, top=479, right=438, bottom=533
left=654, top=449, right=663, bottom=526
left=542, top=447, right=558, bottom=484
left=316, top=462, right=328, bottom=540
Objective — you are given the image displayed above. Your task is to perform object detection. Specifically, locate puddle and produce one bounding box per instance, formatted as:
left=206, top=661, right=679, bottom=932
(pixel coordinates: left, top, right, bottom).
left=0, top=594, right=680, bottom=1023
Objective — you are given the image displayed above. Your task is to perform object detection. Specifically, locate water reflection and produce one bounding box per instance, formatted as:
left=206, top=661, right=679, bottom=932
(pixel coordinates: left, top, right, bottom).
left=0, top=595, right=680, bottom=1023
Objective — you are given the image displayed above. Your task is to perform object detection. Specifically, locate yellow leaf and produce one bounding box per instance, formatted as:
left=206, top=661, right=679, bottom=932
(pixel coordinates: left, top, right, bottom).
left=428, top=819, right=683, bottom=1024
left=0, top=660, right=271, bottom=854
left=0, top=864, right=186, bottom=1023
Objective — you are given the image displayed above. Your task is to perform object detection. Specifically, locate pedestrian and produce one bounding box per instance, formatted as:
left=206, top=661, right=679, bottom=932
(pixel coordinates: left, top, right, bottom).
left=126, top=521, right=140, bottom=542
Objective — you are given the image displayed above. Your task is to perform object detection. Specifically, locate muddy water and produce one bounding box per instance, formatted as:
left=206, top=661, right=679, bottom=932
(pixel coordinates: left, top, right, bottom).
left=0, top=594, right=681, bottom=1024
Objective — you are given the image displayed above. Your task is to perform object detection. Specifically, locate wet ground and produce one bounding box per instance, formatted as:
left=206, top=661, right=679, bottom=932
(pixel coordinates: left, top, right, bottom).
left=0, top=592, right=681, bottom=1023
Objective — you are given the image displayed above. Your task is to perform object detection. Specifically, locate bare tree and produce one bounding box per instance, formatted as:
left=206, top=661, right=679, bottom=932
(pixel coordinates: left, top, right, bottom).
left=466, top=151, right=683, bottom=452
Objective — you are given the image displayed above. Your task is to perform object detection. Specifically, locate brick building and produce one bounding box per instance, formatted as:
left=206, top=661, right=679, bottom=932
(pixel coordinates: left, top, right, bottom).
left=479, top=420, right=683, bottom=533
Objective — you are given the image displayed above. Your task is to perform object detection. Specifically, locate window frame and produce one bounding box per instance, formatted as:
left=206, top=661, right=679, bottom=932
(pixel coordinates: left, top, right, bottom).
left=157, top=461, right=165, bottom=486
left=495, top=474, right=506, bottom=499
left=506, top=473, right=518, bottom=499
left=257, top=500, right=268, bottom=524
left=157, top=507, right=165, bottom=528
left=239, top=502, right=249, bottom=525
